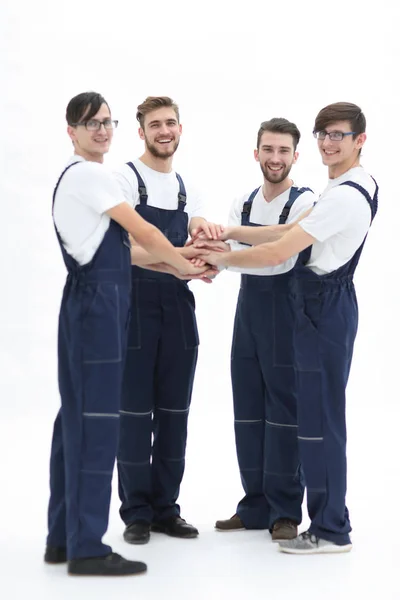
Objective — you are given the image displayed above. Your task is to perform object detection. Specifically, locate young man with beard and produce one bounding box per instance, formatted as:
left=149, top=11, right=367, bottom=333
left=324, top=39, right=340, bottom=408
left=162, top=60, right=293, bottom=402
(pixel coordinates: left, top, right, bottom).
left=46, top=92, right=206, bottom=576
left=197, top=118, right=316, bottom=541
left=201, top=103, right=378, bottom=554
left=113, top=96, right=221, bottom=545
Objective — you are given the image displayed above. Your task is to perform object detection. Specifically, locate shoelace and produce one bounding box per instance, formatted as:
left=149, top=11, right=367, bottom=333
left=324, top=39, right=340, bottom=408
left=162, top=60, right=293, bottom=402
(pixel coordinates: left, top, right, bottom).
left=300, top=531, right=319, bottom=545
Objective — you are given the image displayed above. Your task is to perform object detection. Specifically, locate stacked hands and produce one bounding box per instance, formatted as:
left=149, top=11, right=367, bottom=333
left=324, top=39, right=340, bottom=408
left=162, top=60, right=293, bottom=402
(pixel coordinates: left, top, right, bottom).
left=182, top=221, right=231, bottom=283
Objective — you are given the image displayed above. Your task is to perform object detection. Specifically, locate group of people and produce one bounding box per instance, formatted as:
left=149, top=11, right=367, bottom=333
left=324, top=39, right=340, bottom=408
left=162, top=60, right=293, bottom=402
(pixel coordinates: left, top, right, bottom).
left=44, top=91, right=378, bottom=576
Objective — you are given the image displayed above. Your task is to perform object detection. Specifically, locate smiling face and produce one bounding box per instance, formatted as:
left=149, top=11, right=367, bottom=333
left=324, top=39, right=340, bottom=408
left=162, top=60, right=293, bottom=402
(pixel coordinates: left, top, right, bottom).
left=317, top=120, right=366, bottom=177
left=139, top=106, right=182, bottom=159
left=67, top=102, right=113, bottom=162
left=255, top=131, right=298, bottom=184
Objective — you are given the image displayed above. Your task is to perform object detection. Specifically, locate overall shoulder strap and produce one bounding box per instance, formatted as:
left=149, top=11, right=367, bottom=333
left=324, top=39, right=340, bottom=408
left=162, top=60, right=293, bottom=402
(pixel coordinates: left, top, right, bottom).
left=127, top=162, right=148, bottom=205
left=278, top=186, right=313, bottom=224
left=175, top=173, right=187, bottom=211
left=340, top=181, right=378, bottom=222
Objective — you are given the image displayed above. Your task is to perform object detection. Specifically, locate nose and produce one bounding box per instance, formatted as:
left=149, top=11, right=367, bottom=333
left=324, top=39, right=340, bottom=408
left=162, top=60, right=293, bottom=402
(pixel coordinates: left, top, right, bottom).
left=321, top=135, right=332, bottom=148
left=270, top=151, right=281, bottom=163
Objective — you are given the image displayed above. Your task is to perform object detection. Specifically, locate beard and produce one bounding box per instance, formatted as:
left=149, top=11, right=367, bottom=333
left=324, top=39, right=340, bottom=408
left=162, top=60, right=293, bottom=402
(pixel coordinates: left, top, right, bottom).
left=260, top=162, right=292, bottom=184
left=145, top=135, right=180, bottom=159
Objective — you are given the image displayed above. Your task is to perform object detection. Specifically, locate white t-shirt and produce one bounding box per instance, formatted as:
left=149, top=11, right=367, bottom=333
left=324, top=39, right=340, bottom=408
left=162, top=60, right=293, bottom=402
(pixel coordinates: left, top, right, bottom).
left=227, top=186, right=316, bottom=276
left=53, top=155, right=127, bottom=265
left=300, top=167, right=376, bottom=275
left=113, top=159, right=204, bottom=225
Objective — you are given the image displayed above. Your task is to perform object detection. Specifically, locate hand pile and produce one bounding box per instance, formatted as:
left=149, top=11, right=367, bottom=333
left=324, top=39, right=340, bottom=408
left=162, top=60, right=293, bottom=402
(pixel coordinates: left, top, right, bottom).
left=181, top=222, right=232, bottom=282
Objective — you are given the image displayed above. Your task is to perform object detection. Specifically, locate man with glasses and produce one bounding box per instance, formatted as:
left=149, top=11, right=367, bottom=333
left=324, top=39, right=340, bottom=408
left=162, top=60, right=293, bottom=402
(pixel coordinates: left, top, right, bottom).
left=200, top=102, right=378, bottom=554
left=46, top=91, right=206, bottom=576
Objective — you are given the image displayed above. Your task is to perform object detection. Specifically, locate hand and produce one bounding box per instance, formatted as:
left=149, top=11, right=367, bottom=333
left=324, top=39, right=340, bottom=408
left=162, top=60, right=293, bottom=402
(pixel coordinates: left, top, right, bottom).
left=179, top=246, right=210, bottom=260
left=194, top=225, right=233, bottom=242
left=178, top=260, right=209, bottom=277
left=192, top=239, right=231, bottom=252
left=198, top=251, right=229, bottom=267
left=191, top=221, right=224, bottom=241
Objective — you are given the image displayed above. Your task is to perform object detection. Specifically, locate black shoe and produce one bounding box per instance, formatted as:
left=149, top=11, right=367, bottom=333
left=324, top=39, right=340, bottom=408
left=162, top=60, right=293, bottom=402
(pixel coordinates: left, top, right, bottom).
left=151, top=516, right=199, bottom=538
left=123, top=522, right=151, bottom=545
left=44, top=546, right=67, bottom=564
left=68, top=552, right=147, bottom=576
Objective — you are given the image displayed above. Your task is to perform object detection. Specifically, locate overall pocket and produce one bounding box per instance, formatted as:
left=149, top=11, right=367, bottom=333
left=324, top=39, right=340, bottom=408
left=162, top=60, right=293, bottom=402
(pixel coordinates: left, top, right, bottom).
left=177, top=286, right=199, bottom=349
left=81, top=283, right=122, bottom=363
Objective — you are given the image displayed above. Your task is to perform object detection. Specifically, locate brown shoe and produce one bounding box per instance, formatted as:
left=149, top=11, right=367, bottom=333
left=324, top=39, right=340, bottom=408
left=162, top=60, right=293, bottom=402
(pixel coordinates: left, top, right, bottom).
left=215, top=514, right=245, bottom=532
left=271, top=519, right=298, bottom=542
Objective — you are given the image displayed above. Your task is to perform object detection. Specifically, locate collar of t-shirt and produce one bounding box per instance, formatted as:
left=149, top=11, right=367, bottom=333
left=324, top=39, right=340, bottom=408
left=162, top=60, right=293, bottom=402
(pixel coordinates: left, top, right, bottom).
left=324, top=166, right=364, bottom=193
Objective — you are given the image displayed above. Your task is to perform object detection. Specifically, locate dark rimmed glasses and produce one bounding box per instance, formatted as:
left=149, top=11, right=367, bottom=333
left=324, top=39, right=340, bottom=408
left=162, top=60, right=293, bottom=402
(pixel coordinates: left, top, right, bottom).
left=72, top=119, right=119, bottom=131
left=313, top=130, right=355, bottom=141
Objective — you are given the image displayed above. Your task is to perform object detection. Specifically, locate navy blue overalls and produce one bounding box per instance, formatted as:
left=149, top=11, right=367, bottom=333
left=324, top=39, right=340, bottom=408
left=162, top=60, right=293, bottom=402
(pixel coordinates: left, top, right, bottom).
left=232, top=186, right=311, bottom=530
left=117, top=162, right=198, bottom=525
left=46, top=162, right=132, bottom=559
left=292, top=179, right=378, bottom=544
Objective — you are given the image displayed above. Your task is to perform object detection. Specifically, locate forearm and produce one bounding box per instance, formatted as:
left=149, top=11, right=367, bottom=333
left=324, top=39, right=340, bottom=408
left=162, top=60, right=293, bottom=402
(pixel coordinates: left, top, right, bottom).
left=137, top=262, right=175, bottom=274
left=136, top=227, right=190, bottom=272
left=227, top=223, right=293, bottom=245
left=130, top=246, right=160, bottom=266
left=220, top=242, right=284, bottom=268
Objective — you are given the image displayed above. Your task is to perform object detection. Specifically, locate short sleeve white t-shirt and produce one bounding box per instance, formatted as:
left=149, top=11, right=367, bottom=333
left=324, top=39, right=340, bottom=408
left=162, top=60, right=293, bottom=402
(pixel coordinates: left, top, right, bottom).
left=227, top=186, right=316, bottom=276
left=113, top=159, right=204, bottom=225
left=53, top=156, right=128, bottom=266
left=300, top=167, right=376, bottom=275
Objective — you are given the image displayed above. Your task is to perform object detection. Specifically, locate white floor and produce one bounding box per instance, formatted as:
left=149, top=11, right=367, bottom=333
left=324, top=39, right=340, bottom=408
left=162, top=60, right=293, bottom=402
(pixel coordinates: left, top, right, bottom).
left=1, top=336, right=398, bottom=600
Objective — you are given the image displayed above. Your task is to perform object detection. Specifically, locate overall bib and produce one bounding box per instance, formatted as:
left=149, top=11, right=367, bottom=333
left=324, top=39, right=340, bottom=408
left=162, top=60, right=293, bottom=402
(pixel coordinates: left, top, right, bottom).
left=47, top=162, right=131, bottom=559
left=232, top=186, right=311, bottom=529
left=118, top=162, right=199, bottom=524
left=292, top=179, right=378, bottom=544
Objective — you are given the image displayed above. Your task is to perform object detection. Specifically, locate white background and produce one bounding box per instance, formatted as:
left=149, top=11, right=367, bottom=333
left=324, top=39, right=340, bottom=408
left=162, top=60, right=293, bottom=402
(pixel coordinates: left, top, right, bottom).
left=1, top=0, right=399, bottom=598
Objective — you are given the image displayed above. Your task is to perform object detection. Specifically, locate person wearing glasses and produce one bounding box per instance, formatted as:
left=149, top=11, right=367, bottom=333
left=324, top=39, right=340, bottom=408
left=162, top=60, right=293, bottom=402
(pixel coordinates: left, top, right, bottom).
left=199, top=102, right=378, bottom=554
left=45, top=91, right=207, bottom=576
left=113, top=96, right=221, bottom=545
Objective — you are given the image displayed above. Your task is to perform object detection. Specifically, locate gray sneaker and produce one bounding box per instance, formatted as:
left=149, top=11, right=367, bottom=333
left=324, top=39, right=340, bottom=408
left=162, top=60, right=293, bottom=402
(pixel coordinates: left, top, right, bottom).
left=278, top=531, right=352, bottom=555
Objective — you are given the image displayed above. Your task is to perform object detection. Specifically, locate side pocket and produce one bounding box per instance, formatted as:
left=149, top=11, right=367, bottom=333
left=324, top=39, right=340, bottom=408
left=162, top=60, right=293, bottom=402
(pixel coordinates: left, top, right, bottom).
left=126, top=280, right=141, bottom=350
left=82, top=283, right=121, bottom=363
left=294, top=294, right=322, bottom=373
left=273, top=292, right=296, bottom=367
left=178, top=287, right=199, bottom=349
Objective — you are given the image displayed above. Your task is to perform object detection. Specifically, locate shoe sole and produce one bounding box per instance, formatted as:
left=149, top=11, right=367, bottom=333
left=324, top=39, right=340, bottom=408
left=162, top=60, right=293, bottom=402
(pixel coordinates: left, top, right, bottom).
left=123, top=537, right=150, bottom=545
left=150, top=526, right=198, bottom=538
left=215, top=527, right=246, bottom=532
left=278, top=543, right=353, bottom=555
left=68, top=569, right=147, bottom=577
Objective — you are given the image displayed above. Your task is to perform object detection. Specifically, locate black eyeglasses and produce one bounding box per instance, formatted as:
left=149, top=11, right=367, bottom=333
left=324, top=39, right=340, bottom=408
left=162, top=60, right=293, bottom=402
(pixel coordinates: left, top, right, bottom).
left=313, top=130, right=355, bottom=141
left=72, top=119, right=119, bottom=131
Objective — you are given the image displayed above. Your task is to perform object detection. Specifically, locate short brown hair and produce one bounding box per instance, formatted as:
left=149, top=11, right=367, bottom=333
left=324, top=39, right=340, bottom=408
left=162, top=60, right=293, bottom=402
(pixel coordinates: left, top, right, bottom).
left=257, top=118, right=301, bottom=150
left=314, top=102, right=366, bottom=138
left=136, top=96, right=180, bottom=128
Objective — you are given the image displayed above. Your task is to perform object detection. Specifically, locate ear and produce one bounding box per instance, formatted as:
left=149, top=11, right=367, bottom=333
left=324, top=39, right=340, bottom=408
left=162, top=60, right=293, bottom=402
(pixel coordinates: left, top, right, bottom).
left=356, top=132, right=366, bottom=150
left=67, top=125, right=76, bottom=143
left=254, top=148, right=260, bottom=163
left=138, top=127, right=145, bottom=141
left=292, top=151, right=299, bottom=165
